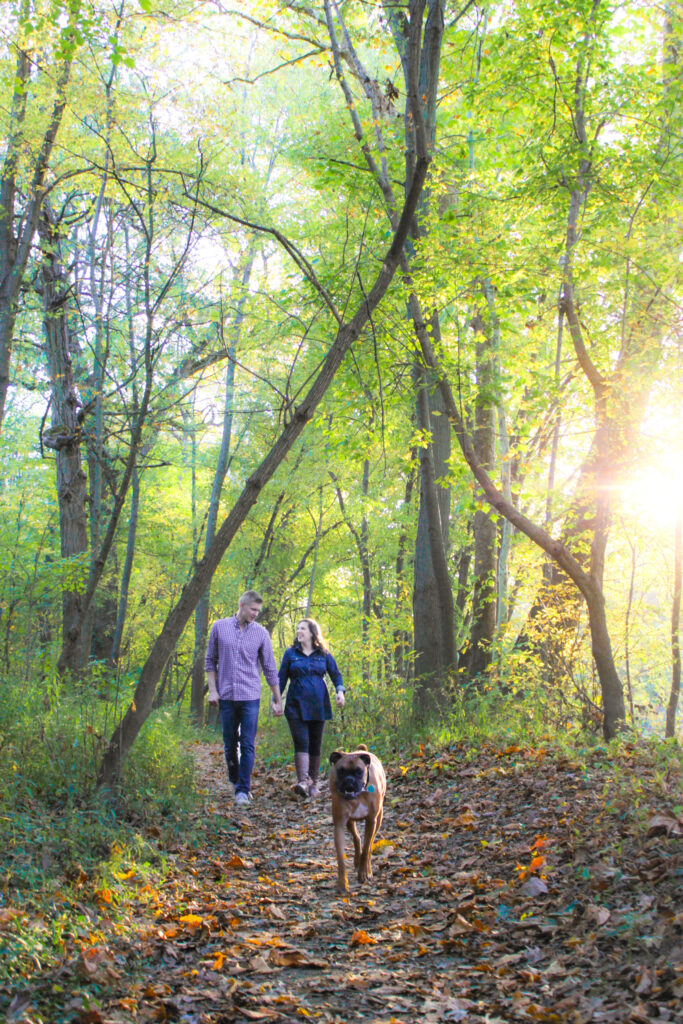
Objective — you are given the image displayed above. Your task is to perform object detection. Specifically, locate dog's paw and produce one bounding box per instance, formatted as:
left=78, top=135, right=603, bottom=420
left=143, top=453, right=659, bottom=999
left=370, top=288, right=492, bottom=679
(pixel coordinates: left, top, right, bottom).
left=358, top=863, right=372, bottom=883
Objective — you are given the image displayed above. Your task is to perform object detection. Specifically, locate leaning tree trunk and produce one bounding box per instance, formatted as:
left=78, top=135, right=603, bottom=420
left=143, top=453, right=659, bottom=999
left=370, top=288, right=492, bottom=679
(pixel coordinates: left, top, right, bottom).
left=97, top=12, right=439, bottom=786
left=39, top=205, right=90, bottom=672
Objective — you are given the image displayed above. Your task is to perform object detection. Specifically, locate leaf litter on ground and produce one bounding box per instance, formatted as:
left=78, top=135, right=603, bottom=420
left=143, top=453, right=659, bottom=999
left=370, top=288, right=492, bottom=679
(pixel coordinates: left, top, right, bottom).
left=1, top=739, right=681, bottom=1023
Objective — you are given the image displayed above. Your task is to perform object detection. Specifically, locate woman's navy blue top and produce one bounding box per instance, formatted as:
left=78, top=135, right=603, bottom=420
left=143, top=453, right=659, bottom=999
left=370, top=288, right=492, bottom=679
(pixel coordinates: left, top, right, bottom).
left=278, top=644, right=344, bottom=722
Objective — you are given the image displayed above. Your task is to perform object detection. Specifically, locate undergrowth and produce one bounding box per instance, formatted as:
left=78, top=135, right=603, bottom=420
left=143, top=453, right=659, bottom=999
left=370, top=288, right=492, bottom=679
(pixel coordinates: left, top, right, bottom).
left=0, top=672, right=197, bottom=903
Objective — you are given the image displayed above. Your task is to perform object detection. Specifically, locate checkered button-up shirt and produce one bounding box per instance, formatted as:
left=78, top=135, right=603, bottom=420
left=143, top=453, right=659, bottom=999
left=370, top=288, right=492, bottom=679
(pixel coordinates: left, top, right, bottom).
left=205, top=616, right=279, bottom=700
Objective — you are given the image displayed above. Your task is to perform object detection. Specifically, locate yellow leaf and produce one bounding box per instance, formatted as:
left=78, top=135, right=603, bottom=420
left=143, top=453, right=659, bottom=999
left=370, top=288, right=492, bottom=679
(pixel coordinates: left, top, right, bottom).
left=372, top=838, right=393, bottom=851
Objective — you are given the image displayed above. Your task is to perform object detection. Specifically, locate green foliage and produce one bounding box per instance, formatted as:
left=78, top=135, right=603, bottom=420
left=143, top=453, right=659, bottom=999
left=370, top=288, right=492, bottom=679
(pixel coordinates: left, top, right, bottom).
left=0, top=670, right=197, bottom=899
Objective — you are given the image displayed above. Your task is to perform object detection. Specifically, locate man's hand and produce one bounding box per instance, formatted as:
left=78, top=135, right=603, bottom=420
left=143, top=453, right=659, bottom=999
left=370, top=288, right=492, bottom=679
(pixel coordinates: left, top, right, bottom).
left=207, top=671, right=219, bottom=706
left=271, top=699, right=283, bottom=717
left=335, top=690, right=345, bottom=708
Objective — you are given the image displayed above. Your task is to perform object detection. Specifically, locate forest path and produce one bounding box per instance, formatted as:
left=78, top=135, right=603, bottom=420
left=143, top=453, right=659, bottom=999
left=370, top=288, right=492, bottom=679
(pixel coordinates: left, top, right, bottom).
left=97, top=739, right=681, bottom=1024
left=16, top=740, right=681, bottom=1024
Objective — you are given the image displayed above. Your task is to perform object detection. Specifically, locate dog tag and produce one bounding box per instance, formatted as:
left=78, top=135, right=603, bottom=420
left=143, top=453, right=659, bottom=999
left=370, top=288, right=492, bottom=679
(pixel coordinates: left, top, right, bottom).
left=367, top=784, right=375, bottom=793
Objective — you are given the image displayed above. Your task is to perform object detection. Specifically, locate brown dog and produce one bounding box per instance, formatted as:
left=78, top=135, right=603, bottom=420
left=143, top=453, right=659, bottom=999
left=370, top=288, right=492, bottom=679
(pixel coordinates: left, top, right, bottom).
left=329, top=745, right=386, bottom=893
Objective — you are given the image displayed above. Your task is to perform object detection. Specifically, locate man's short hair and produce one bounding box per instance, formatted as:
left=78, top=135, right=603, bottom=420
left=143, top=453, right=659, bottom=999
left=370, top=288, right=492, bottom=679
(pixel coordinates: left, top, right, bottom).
left=239, top=589, right=263, bottom=606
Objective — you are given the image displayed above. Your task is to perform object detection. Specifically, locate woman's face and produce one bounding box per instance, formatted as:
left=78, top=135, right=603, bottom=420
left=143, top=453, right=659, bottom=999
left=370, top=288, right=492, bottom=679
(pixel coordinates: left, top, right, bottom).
left=296, top=621, right=313, bottom=645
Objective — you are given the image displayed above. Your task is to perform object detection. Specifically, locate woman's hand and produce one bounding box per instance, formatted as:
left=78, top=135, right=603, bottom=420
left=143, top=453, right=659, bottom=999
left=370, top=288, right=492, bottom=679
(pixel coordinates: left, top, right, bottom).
left=335, top=690, right=345, bottom=708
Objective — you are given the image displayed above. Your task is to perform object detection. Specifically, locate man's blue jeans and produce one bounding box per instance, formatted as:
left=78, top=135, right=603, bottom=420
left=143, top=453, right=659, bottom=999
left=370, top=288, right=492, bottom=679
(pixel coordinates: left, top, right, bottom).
left=218, top=699, right=260, bottom=795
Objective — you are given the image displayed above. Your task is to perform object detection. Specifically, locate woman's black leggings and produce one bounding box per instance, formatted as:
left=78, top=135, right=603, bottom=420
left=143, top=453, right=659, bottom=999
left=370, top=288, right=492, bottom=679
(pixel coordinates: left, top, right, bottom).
left=286, top=715, right=325, bottom=756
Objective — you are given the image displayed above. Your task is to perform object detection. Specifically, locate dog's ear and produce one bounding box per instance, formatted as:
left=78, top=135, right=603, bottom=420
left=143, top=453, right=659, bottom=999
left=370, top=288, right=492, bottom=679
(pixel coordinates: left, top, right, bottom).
left=359, top=753, right=371, bottom=766
left=329, top=751, right=343, bottom=765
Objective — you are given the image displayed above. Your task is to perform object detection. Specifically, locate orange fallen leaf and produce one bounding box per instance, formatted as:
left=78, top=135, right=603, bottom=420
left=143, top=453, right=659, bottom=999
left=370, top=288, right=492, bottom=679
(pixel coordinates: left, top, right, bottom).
left=227, top=854, right=250, bottom=869
left=351, top=929, right=377, bottom=945
left=179, top=914, right=204, bottom=928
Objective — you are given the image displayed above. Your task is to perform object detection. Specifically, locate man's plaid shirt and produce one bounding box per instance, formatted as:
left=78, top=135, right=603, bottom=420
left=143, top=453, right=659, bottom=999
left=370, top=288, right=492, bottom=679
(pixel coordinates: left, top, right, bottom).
left=205, top=616, right=279, bottom=700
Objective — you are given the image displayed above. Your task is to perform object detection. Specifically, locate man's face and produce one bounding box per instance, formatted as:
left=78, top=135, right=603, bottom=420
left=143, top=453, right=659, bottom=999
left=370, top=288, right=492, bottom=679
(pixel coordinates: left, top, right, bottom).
left=240, top=601, right=262, bottom=624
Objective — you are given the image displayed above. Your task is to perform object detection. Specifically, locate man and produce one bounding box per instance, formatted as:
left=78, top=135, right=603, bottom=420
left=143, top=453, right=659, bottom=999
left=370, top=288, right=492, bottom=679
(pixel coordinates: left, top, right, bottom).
left=206, top=590, right=283, bottom=806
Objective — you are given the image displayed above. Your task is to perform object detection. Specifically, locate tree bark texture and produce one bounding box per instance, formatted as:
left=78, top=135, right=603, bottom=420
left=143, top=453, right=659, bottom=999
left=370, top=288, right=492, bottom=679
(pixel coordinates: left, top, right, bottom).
left=413, top=364, right=455, bottom=712
left=39, top=207, right=89, bottom=672
left=0, top=39, right=72, bottom=432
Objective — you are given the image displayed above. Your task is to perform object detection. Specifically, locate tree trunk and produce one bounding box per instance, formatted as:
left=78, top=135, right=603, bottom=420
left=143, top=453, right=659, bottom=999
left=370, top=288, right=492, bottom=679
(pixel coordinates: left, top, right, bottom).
left=394, top=457, right=416, bottom=680
left=38, top=205, right=89, bottom=672
left=110, top=464, right=140, bottom=666
left=413, top=364, right=455, bottom=713
left=110, top=220, right=144, bottom=666
left=0, top=32, right=72, bottom=432
left=666, top=508, right=682, bottom=738
left=97, top=23, right=437, bottom=785
left=331, top=462, right=373, bottom=682
left=464, top=313, right=497, bottom=682
left=190, top=246, right=256, bottom=724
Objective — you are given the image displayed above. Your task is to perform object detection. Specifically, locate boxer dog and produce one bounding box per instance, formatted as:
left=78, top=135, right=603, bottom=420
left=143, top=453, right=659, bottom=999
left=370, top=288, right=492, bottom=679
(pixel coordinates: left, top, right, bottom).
left=329, top=745, right=386, bottom=893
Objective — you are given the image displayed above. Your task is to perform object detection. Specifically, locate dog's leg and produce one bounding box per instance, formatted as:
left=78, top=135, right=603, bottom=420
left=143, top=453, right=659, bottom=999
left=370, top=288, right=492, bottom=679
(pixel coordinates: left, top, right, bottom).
left=358, top=812, right=379, bottom=883
left=348, top=821, right=362, bottom=870
left=334, top=822, right=349, bottom=893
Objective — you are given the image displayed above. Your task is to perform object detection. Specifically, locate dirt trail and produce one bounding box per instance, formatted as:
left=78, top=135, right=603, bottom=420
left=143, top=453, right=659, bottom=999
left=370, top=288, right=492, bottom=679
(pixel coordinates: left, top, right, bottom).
left=11, top=740, right=682, bottom=1023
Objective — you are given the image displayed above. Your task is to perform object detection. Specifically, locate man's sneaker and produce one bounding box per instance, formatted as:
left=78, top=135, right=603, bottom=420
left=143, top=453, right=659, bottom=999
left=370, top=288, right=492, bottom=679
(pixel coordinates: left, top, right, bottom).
left=235, top=791, right=250, bottom=807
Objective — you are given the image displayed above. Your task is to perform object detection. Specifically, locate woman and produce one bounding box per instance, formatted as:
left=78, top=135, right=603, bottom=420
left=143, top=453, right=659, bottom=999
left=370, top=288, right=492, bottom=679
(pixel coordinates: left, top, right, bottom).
left=277, top=618, right=345, bottom=798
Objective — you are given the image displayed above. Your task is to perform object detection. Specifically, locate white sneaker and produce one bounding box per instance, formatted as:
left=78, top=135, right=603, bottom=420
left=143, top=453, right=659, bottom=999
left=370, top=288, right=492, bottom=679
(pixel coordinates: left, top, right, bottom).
left=235, top=791, right=250, bottom=807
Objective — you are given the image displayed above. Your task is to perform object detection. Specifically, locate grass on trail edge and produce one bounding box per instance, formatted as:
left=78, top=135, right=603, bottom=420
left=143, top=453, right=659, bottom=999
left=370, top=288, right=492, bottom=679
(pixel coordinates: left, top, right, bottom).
left=1, top=737, right=681, bottom=1024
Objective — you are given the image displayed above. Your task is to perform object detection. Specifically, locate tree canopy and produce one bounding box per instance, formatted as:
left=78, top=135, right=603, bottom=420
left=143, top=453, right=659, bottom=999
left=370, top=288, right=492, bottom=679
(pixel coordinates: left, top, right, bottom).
left=0, top=0, right=681, bottom=775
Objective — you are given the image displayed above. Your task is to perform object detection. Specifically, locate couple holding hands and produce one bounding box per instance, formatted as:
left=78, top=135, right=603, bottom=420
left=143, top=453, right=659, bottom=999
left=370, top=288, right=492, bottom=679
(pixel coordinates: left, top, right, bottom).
left=205, top=590, right=345, bottom=806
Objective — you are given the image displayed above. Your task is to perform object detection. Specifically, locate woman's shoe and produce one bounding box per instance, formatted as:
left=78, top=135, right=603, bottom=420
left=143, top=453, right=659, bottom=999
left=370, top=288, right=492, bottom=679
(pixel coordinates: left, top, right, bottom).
left=292, top=782, right=308, bottom=799
left=307, top=778, right=320, bottom=797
